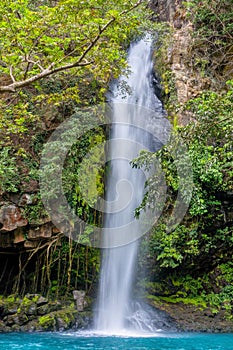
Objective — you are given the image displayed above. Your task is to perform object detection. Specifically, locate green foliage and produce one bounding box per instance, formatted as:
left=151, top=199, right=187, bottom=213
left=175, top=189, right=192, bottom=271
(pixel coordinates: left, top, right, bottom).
left=134, top=79, right=233, bottom=270
left=0, top=0, right=148, bottom=90
left=0, top=0, right=153, bottom=150
left=219, top=262, right=233, bottom=284
left=185, top=0, right=233, bottom=80
left=148, top=223, right=199, bottom=268
left=63, top=127, right=105, bottom=211
left=0, top=147, right=20, bottom=193
left=145, top=270, right=233, bottom=316
left=22, top=193, right=48, bottom=224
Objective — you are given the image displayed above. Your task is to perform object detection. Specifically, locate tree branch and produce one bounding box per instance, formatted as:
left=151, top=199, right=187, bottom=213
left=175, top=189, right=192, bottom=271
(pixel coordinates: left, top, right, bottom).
left=9, top=66, right=16, bottom=83
left=0, top=0, right=143, bottom=93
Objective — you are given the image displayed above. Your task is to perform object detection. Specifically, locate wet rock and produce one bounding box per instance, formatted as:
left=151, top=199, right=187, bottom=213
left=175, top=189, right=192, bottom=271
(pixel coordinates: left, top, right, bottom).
left=18, top=194, right=33, bottom=207
left=75, top=312, right=92, bottom=329
left=0, top=205, right=28, bottom=231
left=7, top=305, right=18, bottom=315
left=37, top=304, right=49, bottom=315
left=25, top=303, right=37, bottom=316
left=47, top=301, right=62, bottom=312
left=20, top=320, right=38, bottom=332
left=0, top=294, right=91, bottom=333
left=56, top=316, right=69, bottom=331
left=4, top=315, right=15, bottom=326
left=11, top=324, right=21, bottom=332
left=0, top=320, right=10, bottom=333
left=56, top=310, right=75, bottom=331
left=2, top=296, right=20, bottom=316
left=38, top=314, right=56, bottom=331
left=13, top=313, right=29, bottom=326
left=148, top=298, right=233, bottom=333
left=73, top=290, right=87, bottom=311
left=36, top=296, right=48, bottom=306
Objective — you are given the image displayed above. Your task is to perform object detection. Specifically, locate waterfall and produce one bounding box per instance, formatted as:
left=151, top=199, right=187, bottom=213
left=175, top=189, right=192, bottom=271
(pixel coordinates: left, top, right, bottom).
left=95, top=36, right=169, bottom=333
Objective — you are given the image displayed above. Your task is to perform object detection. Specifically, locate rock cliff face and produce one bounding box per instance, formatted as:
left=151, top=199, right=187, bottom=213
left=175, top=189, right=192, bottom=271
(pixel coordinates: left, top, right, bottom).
left=150, top=0, right=211, bottom=124
left=0, top=200, right=58, bottom=250
left=0, top=188, right=63, bottom=296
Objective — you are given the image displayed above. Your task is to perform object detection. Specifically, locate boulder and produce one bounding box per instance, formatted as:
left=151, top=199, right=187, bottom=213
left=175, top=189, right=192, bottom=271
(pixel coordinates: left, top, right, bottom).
left=36, top=296, right=48, bottom=306
left=38, top=314, right=56, bottom=331
left=12, top=313, right=29, bottom=326
left=0, top=320, right=10, bottom=333
left=37, top=304, right=49, bottom=315
left=73, top=290, right=87, bottom=311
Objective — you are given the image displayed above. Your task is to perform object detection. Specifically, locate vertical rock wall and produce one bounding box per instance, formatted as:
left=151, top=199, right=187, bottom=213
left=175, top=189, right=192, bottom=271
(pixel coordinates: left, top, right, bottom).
left=150, top=0, right=211, bottom=124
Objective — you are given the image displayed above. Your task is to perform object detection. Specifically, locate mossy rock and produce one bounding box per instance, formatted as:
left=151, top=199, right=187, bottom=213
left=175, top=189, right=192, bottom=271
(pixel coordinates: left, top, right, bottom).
left=38, top=315, right=56, bottom=331
left=75, top=311, right=92, bottom=329
left=21, top=296, right=33, bottom=307
left=18, top=296, right=37, bottom=316
left=55, top=309, right=75, bottom=331
left=0, top=320, right=10, bottom=333
left=0, top=295, right=20, bottom=316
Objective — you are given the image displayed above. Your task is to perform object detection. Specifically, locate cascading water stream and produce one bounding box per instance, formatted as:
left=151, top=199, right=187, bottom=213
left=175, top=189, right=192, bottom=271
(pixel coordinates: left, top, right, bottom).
left=95, top=36, right=170, bottom=334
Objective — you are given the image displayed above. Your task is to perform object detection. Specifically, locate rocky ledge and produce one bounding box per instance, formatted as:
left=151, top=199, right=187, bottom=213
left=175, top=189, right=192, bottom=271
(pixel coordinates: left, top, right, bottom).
left=0, top=293, right=91, bottom=333
left=148, top=297, right=233, bottom=333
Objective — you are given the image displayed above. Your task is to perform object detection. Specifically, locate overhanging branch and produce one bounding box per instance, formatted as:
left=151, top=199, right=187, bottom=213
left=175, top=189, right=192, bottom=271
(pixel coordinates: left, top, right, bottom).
left=0, top=0, right=143, bottom=93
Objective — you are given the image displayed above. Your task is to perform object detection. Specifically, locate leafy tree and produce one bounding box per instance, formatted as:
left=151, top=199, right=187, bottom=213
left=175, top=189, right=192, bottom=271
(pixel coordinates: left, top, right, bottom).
left=0, top=0, right=145, bottom=93
left=0, top=0, right=150, bottom=146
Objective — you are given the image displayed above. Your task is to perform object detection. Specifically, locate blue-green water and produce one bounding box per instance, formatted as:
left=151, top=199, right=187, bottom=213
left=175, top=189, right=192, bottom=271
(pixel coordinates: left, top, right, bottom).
left=0, top=332, right=233, bottom=350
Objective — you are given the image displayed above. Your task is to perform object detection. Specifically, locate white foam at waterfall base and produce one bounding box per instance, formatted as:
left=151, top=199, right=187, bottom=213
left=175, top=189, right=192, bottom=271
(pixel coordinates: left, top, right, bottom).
left=94, top=35, right=170, bottom=334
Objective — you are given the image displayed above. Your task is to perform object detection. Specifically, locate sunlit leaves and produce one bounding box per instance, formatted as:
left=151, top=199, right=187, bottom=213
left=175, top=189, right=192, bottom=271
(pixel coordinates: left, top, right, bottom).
left=0, top=0, right=145, bottom=85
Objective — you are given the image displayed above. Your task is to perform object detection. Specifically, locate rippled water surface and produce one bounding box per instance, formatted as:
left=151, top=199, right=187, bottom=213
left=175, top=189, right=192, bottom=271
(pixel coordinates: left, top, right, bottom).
left=0, top=332, right=233, bottom=350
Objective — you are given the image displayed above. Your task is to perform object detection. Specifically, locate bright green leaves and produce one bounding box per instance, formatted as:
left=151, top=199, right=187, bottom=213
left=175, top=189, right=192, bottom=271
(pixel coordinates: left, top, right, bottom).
left=183, top=80, right=233, bottom=193
left=0, top=0, right=149, bottom=152
left=61, top=126, right=106, bottom=229
left=149, top=223, right=199, bottom=269
left=0, top=0, right=146, bottom=90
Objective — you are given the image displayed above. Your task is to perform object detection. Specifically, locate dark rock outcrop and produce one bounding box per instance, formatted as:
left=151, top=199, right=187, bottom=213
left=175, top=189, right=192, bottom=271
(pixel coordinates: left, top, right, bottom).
left=0, top=294, right=92, bottom=333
